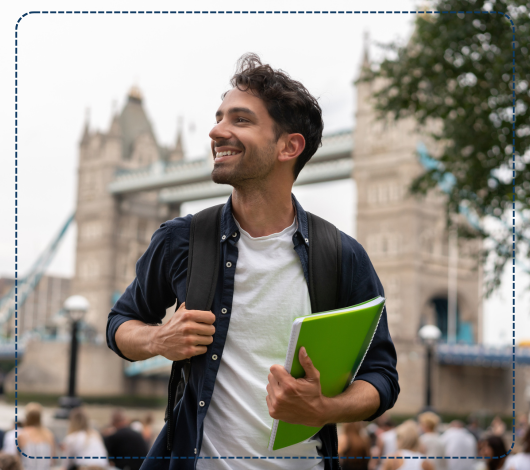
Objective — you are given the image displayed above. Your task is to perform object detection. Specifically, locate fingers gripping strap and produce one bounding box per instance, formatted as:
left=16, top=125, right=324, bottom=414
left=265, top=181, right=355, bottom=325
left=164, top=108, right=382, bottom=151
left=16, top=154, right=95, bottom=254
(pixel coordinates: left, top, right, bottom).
left=167, top=204, right=224, bottom=452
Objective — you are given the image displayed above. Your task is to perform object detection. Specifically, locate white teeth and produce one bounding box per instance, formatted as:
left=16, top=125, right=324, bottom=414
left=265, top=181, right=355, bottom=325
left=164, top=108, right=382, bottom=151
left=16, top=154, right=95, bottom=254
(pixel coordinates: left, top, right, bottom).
left=216, top=150, right=240, bottom=157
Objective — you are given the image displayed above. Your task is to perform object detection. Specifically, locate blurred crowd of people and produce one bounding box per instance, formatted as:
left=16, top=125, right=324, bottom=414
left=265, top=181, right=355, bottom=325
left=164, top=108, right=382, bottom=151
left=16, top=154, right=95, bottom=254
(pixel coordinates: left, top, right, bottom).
left=0, top=402, right=528, bottom=470
left=338, top=412, right=530, bottom=470
left=0, top=403, right=155, bottom=470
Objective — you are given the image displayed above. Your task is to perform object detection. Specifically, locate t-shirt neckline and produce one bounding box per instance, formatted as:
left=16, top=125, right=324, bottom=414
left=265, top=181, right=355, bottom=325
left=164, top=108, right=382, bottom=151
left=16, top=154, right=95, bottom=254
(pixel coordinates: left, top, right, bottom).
left=234, top=212, right=297, bottom=241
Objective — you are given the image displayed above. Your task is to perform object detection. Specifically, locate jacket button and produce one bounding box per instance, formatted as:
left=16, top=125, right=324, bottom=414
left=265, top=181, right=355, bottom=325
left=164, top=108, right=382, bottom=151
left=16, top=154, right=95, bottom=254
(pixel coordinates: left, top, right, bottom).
left=221, top=235, right=226, bottom=240
left=305, top=238, right=309, bottom=243
left=221, top=308, right=227, bottom=314
left=232, top=232, right=237, bottom=237
left=199, top=401, right=205, bottom=407
left=194, top=448, right=197, bottom=454
left=226, top=262, right=232, bottom=268
left=212, top=354, right=218, bottom=360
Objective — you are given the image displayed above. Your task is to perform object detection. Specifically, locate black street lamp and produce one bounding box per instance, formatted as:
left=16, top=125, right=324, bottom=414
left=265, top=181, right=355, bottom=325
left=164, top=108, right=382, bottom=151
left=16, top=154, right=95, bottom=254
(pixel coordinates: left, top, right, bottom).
left=418, top=324, right=442, bottom=412
left=55, top=295, right=89, bottom=419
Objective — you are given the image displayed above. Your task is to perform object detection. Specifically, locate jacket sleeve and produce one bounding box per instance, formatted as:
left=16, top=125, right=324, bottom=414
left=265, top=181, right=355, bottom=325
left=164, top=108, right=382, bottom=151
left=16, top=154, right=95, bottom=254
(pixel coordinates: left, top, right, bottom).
left=106, top=216, right=192, bottom=361
left=340, top=232, right=400, bottom=420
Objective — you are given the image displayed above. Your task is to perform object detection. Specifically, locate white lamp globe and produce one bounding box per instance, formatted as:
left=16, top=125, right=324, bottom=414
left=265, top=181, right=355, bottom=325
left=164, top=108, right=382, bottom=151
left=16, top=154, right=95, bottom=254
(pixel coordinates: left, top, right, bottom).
left=418, top=324, right=442, bottom=344
left=63, top=295, right=90, bottom=322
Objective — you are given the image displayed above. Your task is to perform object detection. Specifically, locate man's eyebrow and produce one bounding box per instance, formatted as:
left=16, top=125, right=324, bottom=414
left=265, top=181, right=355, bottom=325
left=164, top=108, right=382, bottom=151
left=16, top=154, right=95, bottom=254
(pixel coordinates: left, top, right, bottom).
left=215, top=107, right=257, bottom=118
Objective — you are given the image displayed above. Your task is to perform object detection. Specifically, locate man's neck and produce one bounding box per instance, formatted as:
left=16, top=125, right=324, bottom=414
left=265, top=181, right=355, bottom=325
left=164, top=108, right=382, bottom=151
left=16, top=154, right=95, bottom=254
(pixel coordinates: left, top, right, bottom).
left=231, top=185, right=295, bottom=238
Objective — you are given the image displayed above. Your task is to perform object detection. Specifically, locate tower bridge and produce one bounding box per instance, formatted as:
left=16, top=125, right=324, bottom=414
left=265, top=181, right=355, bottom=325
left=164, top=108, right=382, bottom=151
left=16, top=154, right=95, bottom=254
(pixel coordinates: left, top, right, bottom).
left=6, top=59, right=528, bottom=417
left=108, top=129, right=353, bottom=200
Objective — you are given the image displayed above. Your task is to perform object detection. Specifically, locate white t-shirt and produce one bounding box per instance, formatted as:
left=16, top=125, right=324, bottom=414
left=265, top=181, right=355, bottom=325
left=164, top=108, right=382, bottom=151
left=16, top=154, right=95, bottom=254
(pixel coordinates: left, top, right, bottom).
left=2, top=429, right=17, bottom=456
left=440, top=427, right=476, bottom=470
left=62, top=430, right=109, bottom=467
left=380, top=429, right=398, bottom=456
left=504, top=452, right=530, bottom=470
left=398, top=450, right=425, bottom=470
left=419, top=432, right=446, bottom=470
left=198, top=215, right=324, bottom=469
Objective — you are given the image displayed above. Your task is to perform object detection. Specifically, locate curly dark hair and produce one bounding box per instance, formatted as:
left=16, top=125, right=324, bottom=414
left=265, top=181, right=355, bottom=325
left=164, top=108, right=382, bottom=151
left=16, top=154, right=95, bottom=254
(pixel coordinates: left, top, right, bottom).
left=222, top=53, right=324, bottom=180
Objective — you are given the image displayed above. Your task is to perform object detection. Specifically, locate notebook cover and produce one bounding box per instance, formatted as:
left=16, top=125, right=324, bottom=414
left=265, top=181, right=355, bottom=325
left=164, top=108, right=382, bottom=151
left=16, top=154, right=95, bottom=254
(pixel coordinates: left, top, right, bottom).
left=268, top=296, right=385, bottom=451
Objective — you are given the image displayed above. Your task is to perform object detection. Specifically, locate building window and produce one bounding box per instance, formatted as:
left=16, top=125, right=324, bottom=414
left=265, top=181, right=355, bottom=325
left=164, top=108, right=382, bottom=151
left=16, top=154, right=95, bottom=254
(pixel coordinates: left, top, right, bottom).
left=367, top=181, right=403, bottom=205
left=81, top=221, right=103, bottom=241
left=79, top=259, right=100, bottom=280
left=367, top=233, right=401, bottom=256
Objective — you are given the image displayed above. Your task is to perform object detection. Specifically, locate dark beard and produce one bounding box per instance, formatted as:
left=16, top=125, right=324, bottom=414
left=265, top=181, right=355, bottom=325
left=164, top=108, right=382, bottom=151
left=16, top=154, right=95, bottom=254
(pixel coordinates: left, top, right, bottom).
left=211, top=142, right=276, bottom=188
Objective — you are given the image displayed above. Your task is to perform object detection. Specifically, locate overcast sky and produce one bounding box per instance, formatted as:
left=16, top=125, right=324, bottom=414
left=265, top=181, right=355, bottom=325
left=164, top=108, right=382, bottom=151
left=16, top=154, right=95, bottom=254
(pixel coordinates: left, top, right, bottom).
left=0, top=0, right=527, bottom=346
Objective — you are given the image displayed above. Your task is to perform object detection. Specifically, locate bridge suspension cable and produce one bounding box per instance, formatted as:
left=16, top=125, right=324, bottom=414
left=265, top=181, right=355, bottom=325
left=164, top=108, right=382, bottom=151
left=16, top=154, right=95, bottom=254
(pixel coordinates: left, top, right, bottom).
left=0, top=212, right=75, bottom=336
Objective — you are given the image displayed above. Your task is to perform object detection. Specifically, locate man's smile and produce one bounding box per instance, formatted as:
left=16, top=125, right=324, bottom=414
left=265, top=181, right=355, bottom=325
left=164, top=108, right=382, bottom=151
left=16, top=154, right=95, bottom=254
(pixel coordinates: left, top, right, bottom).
left=213, top=148, right=243, bottom=163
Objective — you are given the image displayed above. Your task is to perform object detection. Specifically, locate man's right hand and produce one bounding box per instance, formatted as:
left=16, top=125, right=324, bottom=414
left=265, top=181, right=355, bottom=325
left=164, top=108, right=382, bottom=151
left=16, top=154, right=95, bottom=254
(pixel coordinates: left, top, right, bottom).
left=114, top=302, right=216, bottom=362
left=152, top=302, right=216, bottom=361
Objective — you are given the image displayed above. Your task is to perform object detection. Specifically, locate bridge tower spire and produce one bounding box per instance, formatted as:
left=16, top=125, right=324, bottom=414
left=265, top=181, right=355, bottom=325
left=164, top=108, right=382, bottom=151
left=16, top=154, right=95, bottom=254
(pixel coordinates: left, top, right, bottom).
left=169, top=116, right=185, bottom=161
left=80, top=107, right=90, bottom=145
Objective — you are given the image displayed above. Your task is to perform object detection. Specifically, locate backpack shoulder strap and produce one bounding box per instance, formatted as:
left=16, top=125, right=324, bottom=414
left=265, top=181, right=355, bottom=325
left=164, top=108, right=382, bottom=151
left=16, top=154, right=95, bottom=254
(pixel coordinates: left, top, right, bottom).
left=185, top=204, right=225, bottom=310
left=306, top=211, right=342, bottom=313
left=166, top=203, right=224, bottom=451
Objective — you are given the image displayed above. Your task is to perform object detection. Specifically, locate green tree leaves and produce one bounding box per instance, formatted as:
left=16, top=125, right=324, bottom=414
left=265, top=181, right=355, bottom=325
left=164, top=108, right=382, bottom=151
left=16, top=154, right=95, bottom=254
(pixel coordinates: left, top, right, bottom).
left=362, top=1, right=530, bottom=294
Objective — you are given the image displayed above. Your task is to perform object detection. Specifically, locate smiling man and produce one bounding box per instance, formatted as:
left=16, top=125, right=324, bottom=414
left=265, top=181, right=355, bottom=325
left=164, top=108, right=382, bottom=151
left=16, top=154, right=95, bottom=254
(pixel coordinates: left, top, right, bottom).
left=107, top=53, right=399, bottom=470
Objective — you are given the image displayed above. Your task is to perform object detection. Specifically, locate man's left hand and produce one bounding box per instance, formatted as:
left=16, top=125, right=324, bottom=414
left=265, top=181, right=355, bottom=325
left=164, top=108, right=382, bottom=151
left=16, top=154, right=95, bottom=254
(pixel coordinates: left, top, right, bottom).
left=265, top=346, right=327, bottom=427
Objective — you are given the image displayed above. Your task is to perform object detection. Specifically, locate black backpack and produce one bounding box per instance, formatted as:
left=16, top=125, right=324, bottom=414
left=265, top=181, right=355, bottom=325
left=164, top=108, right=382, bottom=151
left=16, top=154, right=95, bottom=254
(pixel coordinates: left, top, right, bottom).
left=165, top=203, right=342, bottom=468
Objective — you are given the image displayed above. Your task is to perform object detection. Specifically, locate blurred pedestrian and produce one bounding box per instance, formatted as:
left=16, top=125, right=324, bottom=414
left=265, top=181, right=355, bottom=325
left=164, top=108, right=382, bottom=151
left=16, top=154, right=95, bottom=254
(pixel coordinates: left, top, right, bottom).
left=418, top=412, right=445, bottom=470
left=440, top=420, right=477, bottom=470
left=102, top=409, right=147, bottom=470
left=377, top=416, right=398, bottom=461
left=139, top=414, right=155, bottom=448
left=0, top=452, right=22, bottom=470
left=338, top=422, right=371, bottom=470
left=17, top=403, right=56, bottom=470
left=467, top=415, right=482, bottom=442
left=62, top=408, right=108, bottom=469
left=504, top=427, right=530, bottom=470
left=489, top=417, right=506, bottom=437
left=474, top=435, right=507, bottom=470
left=381, top=420, right=434, bottom=470
left=2, top=422, right=21, bottom=457
left=514, top=413, right=528, bottom=441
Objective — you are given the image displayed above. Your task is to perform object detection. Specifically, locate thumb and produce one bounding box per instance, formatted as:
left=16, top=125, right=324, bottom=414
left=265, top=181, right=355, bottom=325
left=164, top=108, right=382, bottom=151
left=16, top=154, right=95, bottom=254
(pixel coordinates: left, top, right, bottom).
left=299, top=347, right=319, bottom=380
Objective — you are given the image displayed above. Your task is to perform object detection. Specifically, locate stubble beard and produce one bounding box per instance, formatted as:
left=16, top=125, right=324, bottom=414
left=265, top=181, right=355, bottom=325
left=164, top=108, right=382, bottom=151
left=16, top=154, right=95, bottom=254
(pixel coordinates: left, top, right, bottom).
left=211, top=141, right=277, bottom=190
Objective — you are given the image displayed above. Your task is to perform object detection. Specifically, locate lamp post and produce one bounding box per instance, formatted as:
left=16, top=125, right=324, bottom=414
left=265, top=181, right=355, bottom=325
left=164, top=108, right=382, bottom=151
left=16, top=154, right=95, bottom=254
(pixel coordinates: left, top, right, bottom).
left=418, top=324, right=442, bottom=412
left=55, top=295, right=89, bottom=419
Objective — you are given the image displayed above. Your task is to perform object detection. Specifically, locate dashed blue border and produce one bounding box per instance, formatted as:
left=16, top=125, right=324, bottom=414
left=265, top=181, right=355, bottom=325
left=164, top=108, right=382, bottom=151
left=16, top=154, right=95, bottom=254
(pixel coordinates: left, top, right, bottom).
left=14, top=9, right=517, bottom=462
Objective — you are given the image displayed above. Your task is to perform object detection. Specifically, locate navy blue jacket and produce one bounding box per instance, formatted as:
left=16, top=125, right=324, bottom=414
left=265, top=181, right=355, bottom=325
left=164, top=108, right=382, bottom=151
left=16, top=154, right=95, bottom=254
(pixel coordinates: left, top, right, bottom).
left=107, top=194, right=399, bottom=469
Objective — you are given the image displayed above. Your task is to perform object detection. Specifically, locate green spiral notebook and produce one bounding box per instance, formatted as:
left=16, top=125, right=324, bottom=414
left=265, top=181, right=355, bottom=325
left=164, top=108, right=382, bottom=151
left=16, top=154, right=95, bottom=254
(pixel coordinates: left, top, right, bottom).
left=267, top=296, right=386, bottom=451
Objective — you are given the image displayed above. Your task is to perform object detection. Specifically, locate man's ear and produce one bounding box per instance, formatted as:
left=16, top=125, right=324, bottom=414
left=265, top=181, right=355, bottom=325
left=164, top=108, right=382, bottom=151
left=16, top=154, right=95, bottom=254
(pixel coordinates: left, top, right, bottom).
left=277, top=133, right=305, bottom=164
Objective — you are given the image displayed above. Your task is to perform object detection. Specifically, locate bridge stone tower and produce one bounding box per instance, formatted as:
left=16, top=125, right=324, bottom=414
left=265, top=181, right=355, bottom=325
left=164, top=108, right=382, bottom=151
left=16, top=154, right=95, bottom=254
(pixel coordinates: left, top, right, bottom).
left=8, top=88, right=184, bottom=398
left=353, top=52, right=483, bottom=413
left=71, top=87, right=178, bottom=336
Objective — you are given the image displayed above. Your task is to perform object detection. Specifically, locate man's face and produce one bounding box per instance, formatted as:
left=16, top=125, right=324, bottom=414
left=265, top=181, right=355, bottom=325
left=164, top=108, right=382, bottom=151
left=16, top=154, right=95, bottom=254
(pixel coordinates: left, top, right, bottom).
left=209, top=88, right=280, bottom=188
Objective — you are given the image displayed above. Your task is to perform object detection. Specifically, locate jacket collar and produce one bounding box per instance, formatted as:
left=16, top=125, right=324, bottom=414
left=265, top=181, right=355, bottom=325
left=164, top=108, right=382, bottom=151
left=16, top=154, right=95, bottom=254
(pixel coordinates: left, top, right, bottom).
left=219, top=193, right=309, bottom=244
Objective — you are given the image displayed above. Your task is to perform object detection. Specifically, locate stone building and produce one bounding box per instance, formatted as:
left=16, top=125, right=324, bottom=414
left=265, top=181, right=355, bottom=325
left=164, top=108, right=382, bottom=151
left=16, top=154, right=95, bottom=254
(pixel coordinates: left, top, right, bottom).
left=354, top=52, right=517, bottom=415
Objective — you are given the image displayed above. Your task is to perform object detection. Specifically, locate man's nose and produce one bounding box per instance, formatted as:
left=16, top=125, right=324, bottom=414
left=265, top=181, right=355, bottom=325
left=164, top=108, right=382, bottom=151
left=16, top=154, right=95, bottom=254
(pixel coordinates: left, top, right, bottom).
left=209, top=119, right=231, bottom=141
